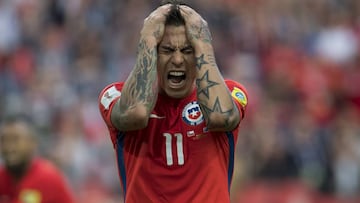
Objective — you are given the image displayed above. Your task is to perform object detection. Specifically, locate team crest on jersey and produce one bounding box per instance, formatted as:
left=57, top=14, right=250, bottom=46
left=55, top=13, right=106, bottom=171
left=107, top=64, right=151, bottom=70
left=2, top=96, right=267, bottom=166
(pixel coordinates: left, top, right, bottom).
left=231, top=87, right=247, bottom=107
left=182, top=101, right=204, bottom=126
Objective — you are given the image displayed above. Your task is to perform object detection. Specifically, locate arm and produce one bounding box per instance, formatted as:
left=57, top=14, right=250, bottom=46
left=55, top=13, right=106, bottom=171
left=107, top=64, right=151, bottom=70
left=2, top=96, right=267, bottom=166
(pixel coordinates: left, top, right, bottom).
left=111, top=5, right=171, bottom=131
left=181, top=6, right=240, bottom=131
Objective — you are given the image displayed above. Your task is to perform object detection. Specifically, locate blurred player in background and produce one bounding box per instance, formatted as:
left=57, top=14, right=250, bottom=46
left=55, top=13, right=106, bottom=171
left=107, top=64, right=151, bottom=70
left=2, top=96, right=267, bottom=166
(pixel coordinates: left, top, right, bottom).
left=0, top=116, right=75, bottom=203
left=99, top=1, right=248, bottom=202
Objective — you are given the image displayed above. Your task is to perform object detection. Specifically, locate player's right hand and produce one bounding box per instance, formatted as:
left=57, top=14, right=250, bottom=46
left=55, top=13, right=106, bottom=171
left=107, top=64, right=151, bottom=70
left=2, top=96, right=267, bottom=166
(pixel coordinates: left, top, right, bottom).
left=140, top=4, right=171, bottom=44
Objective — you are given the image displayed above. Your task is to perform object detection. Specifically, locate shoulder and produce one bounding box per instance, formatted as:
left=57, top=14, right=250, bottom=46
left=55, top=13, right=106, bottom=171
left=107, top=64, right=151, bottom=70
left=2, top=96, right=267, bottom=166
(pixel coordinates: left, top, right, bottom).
left=32, top=158, right=65, bottom=180
left=98, top=82, right=124, bottom=110
left=0, top=165, right=11, bottom=192
left=98, top=82, right=125, bottom=143
left=31, top=159, right=75, bottom=202
left=0, top=165, right=7, bottom=177
left=99, top=82, right=125, bottom=94
left=226, top=79, right=248, bottom=101
left=224, top=79, right=246, bottom=90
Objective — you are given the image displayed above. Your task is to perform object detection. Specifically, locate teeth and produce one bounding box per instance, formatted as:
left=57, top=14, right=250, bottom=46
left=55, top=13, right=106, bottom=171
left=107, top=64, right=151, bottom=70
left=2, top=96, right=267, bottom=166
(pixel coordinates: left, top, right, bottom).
left=169, top=71, right=185, bottom=76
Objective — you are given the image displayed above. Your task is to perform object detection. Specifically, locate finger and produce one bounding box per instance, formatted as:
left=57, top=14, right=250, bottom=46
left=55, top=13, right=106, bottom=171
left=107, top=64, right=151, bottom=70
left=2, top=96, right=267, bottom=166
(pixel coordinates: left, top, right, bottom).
left=153, top=4, right=172, bottom=15
left=179, top=6, right=191, bottom=17
left=146, top=5, right=171, bottom=22
left=179, top=5, right=203, bottom=21
left=179, top=5, right=196, bottom=15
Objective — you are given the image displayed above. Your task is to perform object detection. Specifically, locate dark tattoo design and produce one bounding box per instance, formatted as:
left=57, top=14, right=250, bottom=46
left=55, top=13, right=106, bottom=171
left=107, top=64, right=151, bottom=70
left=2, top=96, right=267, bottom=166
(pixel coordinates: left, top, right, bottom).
left=207, top=54, right=217, bottom=68
left=199, top=22, right=212, bottom=43
left=189, top=22, right=212, bottom=44
left=196, top=54, right=208, bottom=70
left=200, top=97, right=234, bottom=128
left=196, top=70, right=219, bottom=99
left=153, top=25, right=162, bottom=40
left=121, top=39, right=158, bottom=111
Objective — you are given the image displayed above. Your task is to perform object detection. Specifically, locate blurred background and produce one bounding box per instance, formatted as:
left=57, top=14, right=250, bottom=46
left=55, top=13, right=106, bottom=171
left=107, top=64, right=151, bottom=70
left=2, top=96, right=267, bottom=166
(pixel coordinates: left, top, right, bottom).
left=0, top=0, right=360, bottom=202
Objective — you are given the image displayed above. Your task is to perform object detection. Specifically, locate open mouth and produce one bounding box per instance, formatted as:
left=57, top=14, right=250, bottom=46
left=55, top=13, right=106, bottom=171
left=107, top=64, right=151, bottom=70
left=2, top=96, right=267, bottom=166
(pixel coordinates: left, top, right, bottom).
left=167, top=71, right=186, bottom=86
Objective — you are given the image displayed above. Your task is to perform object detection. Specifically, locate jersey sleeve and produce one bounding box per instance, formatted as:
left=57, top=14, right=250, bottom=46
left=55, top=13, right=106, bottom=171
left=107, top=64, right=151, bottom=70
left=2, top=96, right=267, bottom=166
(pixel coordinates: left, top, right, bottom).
left=225, top=79, right=248, bottom=119
left=98, top=82, right=124, bottom=145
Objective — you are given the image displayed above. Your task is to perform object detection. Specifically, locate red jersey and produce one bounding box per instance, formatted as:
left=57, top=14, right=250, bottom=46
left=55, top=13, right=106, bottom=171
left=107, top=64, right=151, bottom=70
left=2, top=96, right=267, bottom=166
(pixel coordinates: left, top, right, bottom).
left=0, top=158, right=74, bottom=203
left=99, top=80, right=248, bottom=203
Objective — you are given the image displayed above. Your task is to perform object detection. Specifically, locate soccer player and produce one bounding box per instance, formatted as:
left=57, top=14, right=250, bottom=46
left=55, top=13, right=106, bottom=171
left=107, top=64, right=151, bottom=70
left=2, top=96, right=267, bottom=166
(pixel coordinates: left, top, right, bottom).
left=0, top=116, right=75, bottom=203
left=98, top=1, right=248, bottom=202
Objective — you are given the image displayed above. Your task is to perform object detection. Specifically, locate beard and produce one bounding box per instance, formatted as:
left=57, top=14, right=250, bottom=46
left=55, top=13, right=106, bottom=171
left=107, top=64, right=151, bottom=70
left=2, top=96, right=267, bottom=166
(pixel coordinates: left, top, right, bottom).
left=5, top=159, right=31, bottom=179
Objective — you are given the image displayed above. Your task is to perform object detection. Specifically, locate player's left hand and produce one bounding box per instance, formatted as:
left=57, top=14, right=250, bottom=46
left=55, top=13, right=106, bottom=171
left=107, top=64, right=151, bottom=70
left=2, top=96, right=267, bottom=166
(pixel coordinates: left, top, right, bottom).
left=179, top=5, right=212, bottom=47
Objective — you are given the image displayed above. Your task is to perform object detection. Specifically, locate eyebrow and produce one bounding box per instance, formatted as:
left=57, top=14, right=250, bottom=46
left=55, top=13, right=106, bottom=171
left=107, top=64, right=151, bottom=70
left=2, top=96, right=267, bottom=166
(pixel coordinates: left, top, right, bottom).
left=180, top=45, right=193, bottom=51
left=159, top=45, right=175, bottom=50
left=159, top=44, right=193, bottom=51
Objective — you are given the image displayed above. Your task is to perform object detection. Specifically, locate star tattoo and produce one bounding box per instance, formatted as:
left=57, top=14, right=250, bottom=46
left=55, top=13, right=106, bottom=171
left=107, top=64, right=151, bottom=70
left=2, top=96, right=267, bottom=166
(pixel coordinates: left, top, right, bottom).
left=196, top=70, right=219, bottom=99
left=200, top=97, right=234, bottom=127
left=196, top=54, right=208, bottom=70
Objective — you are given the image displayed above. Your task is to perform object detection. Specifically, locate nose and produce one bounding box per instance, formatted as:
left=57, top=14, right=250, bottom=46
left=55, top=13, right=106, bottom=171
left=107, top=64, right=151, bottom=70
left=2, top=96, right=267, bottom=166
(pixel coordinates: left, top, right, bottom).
left=171, top=51, right=184, bottom=67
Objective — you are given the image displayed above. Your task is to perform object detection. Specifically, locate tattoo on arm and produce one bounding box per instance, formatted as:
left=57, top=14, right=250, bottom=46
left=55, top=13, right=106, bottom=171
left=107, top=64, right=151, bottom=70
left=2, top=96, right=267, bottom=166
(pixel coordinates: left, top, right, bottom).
left=199, top=22, right=212, bottom=43
left=196, top=54, right=218, bottom=70
left=194, top=53, right=239, bottom=130
left=196, top=70, right=219, bottom=99
left=206, top=54, right=217, bottom=68
left=153, top=25, right=162, bottom=40
left=199, top=97, right=235, bottom=128
left=196, top=54, right=208, bottom=70
left=189, top=22, right=212, bottom=44
left=120, top=39, right=158, bottom=111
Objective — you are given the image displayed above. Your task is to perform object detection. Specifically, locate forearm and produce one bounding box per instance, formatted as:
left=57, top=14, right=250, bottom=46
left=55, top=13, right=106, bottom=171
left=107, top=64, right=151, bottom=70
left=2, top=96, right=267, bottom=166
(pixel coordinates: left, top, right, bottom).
left=195, top=44, right=240, bottom=131
left=111, top=38, right=159, bottom=130
left=179, top=5, right=240, bottom=131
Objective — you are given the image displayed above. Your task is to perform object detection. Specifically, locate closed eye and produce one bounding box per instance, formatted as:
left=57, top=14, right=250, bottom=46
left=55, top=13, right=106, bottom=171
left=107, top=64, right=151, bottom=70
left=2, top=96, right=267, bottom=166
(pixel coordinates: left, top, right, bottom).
left=159, top=46, right=175, bottom=54
left=181, top=46, right=194, bottom=54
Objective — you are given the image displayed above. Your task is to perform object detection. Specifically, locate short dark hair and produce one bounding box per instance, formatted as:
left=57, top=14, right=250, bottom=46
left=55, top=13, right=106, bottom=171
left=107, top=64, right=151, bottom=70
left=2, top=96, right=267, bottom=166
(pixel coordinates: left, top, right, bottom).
left=0, top=114, right=35, bottom=138
left=161, top=0, right=185, bottom=6
left=162, top=0, right=186, bottom=26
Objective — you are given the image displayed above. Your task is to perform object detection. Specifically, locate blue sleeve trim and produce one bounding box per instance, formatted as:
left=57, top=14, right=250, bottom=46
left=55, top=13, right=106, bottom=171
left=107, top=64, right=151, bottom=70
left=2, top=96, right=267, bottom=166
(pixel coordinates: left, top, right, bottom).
left=226, top=131, right=235, bottom=193
left=116, top=132, right=127, bottom=200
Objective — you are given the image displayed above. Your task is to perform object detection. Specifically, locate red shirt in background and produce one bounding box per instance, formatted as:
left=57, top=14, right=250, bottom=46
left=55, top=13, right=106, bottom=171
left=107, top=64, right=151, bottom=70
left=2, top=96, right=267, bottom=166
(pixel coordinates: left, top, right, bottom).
left=0, top=158, right=74, bottom=203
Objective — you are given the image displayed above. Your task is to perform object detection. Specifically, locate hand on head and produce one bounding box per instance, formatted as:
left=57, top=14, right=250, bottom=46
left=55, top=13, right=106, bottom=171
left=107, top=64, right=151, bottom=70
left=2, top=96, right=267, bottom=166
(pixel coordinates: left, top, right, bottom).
left=141, top=3, right=211, bottom=47
left=179, top=5, right=212, bottom=46
left=141, top=4, right=172, bottom=43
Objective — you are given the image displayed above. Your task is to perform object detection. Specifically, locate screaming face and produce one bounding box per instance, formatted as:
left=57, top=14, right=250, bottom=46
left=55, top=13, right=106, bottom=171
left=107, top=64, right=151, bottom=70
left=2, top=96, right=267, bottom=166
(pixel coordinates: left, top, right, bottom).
left=157, top=25, right=196, bottom=99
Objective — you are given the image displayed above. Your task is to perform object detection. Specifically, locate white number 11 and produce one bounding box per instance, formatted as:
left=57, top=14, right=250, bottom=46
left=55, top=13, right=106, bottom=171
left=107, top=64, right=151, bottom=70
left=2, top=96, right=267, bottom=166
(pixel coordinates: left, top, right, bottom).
left=163, top=133, right=184, bottom=166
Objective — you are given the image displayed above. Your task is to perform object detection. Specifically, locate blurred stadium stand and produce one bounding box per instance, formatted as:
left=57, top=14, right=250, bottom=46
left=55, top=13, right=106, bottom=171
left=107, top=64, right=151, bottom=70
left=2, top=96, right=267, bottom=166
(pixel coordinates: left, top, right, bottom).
left=0, top=0, right=360, bottom=202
